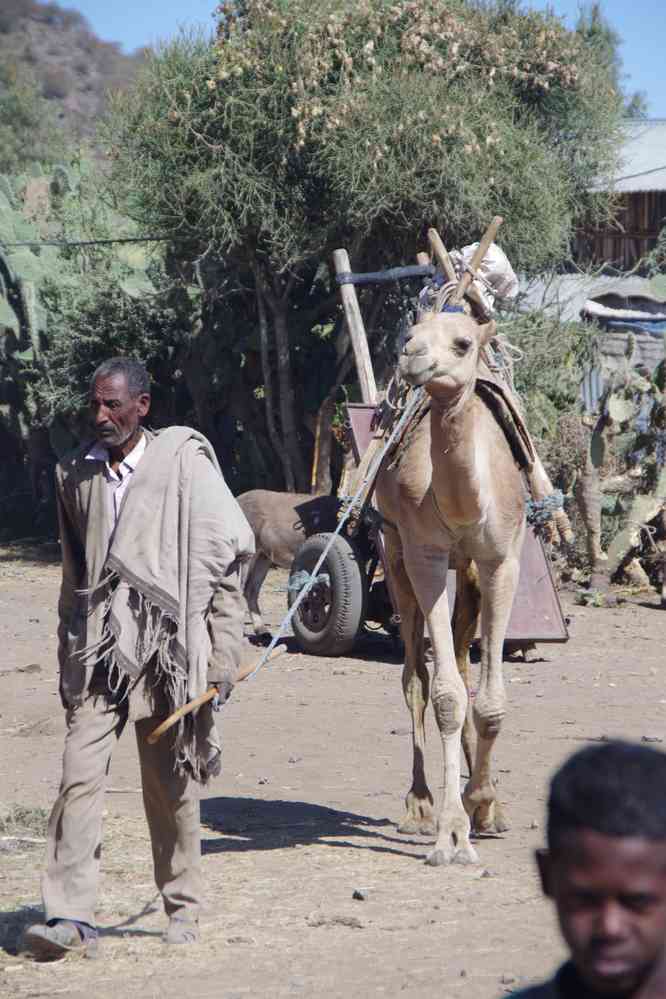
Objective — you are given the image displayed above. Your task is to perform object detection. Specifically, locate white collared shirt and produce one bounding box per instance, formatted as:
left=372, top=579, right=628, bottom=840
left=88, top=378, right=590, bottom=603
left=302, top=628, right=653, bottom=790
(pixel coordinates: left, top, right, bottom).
left=85, top=432, right=147, bottom=537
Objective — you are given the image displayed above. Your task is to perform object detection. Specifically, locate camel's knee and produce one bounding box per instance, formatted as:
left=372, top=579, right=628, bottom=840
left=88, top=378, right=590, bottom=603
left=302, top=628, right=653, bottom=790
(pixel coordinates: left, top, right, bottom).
left=431, top=685, right=466, bottom=735
left=473, top=696, right=506, bottom=740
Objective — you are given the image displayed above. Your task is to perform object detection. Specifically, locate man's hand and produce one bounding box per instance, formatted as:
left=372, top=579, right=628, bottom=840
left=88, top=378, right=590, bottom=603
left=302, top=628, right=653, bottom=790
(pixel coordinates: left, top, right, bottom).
left=209, top=680, right=233, bottom=711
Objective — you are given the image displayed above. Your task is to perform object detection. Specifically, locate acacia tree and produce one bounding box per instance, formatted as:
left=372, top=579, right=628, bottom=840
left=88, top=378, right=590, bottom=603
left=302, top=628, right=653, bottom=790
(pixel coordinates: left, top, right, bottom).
left=104, top=0, right=623, bottom=491
left=575, top=2, right=648, bottom=118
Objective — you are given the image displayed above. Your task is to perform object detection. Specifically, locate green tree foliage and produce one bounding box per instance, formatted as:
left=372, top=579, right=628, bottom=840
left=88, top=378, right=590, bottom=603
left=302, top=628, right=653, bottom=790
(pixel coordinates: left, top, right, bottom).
left=575, top=3, right=647, bottom=118
left=0, top=62, right=63, bottom=173
left=28, top=273, right=189, bottom=429
left=0, top=159, right=199, bottom=533
left=500, top=308, right=593, bottom=448
left=102, top=0, right=624, bottom=491
left=108, top=0, right=622, bottom=272
left=11, top=158, right=189, bottom=431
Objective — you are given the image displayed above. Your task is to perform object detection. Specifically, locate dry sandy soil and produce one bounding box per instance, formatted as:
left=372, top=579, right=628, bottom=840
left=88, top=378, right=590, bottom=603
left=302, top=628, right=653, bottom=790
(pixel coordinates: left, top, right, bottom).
left=1, top=541, right=665, bottom=999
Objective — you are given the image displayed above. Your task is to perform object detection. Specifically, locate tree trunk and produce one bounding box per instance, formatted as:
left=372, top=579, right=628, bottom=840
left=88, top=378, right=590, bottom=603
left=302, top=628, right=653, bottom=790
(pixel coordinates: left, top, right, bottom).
left=271, top=303, right=308, bottom=492
left=253, top=263, right=308, bottom=492
left=256, top=282, right=292, bottom=490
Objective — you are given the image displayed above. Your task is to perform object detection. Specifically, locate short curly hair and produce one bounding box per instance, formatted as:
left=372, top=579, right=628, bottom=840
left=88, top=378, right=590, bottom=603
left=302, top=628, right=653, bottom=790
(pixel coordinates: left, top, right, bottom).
left=548, top=740, right=666, bottom=851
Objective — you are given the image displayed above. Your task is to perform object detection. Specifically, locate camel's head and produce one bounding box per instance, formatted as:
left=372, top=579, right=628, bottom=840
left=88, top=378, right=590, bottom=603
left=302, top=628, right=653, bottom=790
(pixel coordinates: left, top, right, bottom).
left=399, top=312, right=496, bottom=399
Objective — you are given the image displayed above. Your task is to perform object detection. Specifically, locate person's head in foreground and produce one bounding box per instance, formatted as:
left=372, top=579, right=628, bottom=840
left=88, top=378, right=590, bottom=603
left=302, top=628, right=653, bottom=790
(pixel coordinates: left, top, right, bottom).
left=537, top=739, right=666, bottom=997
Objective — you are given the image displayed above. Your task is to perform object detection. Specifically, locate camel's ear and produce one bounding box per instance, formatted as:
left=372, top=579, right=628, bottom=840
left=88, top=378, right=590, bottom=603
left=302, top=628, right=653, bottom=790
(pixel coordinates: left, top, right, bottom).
left=478, top=319, right=496, bottom=346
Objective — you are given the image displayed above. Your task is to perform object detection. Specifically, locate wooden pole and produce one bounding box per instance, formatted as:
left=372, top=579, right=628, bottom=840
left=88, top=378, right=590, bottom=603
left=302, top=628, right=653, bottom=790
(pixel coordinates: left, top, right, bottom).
left=311, top=406, right=323, bottom=492
left=147, top=645, right=288, bottom=745
left=427, top=229, right=458, bottom=283
left=450, top=216, right=503, bottom=305
left=332, top=249, right=378, bottom=405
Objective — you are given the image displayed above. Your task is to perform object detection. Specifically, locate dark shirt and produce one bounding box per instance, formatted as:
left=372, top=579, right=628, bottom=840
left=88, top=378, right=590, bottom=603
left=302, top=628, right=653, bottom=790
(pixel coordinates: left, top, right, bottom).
left=507, top=962, right=612, bottom=998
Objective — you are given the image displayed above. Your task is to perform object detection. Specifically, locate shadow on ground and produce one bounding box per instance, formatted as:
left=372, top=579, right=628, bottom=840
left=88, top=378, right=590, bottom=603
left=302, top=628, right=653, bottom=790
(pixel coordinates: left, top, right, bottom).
left=247, top=630, right=403, bottom=665
left=0, top=899, right=164, bottom=957
left=201, top=796, right=428, bottom=860
left=636, top=599, right=665, bottom=611
left=0, top=905, right=42, bottom=956
left=0, top=538, right=60, bottom=564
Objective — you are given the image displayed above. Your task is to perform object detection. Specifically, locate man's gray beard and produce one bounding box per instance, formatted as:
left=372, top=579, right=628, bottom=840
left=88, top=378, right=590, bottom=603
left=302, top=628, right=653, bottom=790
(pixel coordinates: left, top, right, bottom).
left=99, top=426, right=139, bottom=448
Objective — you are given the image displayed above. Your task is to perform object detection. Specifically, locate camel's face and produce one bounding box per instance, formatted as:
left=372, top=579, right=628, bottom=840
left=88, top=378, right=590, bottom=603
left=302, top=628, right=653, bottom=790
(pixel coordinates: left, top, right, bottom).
left=399, top=313, right=495, bottom=397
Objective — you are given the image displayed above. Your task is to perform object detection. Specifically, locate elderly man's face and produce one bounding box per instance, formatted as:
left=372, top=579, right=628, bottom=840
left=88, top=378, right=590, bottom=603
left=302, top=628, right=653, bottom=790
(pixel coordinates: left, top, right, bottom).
left=538, top=829, right=666, bottom=996
left=90, top=373, right=150, bottom=449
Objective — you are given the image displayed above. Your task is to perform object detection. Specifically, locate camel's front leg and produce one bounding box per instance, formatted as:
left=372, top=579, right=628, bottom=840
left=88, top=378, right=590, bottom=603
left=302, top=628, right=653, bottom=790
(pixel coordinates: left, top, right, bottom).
left=405, top=545, right=478, bottom=866
left=463, top=556, right=520, bottom=834
left=453, top=559, right=481, bottom=777
left=384, top=530, right=436, bottom=836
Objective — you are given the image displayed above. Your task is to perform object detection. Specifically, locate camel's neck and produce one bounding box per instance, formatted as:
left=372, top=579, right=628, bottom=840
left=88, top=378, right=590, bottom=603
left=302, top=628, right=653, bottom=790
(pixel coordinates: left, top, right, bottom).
left=429, top=382, right=488, bottom=528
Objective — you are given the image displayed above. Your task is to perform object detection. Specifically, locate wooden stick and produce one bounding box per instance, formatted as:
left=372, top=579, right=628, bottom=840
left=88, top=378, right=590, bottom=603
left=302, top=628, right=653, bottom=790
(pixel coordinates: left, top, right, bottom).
left=332, top=248, right=378, bottom=405
left=147, top=644, right=288, bottom=745
left=311, top=407, right=323, bottom=492
left=450, top=216, right=503, bottom=305
left=427, top=229, right=457, bottom=283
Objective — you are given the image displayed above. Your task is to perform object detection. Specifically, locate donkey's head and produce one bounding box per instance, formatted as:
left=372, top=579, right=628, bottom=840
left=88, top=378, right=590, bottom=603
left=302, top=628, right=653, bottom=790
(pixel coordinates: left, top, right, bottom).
left=399, top=311, right=495, bottom=401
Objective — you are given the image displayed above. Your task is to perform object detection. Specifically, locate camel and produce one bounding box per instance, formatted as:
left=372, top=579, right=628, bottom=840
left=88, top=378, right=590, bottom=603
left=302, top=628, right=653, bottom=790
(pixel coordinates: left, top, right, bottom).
left=237, top=489, right=340, bottom=637
left=375, top=309, right=526, bottom=866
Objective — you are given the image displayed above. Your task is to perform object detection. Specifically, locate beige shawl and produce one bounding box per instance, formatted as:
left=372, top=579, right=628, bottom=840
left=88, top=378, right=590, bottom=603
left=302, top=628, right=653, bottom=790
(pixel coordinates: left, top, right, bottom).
left=80, top=426, right=252, bottom=781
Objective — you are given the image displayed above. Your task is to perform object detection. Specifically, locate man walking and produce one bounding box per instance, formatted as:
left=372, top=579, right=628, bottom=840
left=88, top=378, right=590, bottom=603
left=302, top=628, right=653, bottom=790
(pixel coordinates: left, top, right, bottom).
left=23, top=356, right=254, bottom=959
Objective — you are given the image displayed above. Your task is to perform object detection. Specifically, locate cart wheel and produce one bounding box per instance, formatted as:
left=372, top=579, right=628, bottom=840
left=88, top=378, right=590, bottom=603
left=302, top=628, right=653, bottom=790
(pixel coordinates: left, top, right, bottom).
left=288, top=532, right=367, bottom=656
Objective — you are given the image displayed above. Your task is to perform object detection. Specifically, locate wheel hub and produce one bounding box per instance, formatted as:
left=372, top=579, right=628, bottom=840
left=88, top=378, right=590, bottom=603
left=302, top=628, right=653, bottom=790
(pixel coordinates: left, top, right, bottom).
left=298, top=579, right=332, bottom=633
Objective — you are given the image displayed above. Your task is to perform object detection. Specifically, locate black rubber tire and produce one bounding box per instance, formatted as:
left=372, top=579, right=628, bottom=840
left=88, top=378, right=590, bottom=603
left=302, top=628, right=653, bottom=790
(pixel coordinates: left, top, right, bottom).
left=288, top=532, right=367, bottom=656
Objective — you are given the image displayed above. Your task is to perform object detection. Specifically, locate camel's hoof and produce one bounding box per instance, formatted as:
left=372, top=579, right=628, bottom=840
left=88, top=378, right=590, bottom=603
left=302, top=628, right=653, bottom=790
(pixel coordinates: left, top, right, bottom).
left=398, top=817, right=437, bottom=837
left=471, top=801, right=510, bottom=836
left=492, top=801, right=510, bottom=833
left=425, top=842, right=479, bottom=867
left=473, top=816, right=509, bottom=836
left=399, top=792, right=436, bottom=836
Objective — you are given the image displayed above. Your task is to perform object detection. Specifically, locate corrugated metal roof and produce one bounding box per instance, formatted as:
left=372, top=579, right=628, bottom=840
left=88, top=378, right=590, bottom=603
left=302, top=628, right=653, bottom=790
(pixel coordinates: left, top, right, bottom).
left=515, top=273, right=666, bottom=413
left=518, top=274, right=664, bottom=322
left=610, top=119, right=666, bottom=193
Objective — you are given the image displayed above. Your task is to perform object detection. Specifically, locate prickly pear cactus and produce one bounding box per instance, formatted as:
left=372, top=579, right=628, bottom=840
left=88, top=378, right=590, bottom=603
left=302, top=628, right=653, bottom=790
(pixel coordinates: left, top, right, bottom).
left=50, top=164, right=76, bottom=197
left=0, top=165, right=157, bottom=534
left=0, top=170, right=72, bottom=529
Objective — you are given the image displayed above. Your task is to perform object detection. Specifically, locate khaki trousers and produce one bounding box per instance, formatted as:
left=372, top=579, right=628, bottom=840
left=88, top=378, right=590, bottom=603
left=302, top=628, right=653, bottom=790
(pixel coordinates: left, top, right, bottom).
left=42, top=684, right=202, bottom=928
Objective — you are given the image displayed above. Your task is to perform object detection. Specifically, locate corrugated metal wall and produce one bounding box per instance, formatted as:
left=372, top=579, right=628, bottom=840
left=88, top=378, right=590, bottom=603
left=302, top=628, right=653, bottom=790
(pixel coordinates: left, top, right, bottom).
left=581, top=366, right=605, bottom=413
left=580, top=328, right=665, bottom=413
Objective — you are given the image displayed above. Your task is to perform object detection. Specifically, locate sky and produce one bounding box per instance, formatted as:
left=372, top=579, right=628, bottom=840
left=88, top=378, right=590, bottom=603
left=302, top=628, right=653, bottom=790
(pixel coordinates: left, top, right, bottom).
left=68, top=0, right=665, bottom=117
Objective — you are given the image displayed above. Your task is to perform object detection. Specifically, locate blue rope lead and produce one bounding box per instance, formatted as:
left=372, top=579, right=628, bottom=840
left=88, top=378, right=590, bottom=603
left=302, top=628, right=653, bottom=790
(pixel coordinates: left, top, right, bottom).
left=526, top=489, right=564, bottom=528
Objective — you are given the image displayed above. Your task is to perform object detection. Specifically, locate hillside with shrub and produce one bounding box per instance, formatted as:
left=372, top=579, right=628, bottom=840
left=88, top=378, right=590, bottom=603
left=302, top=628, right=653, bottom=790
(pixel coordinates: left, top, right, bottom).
left=0, top=0, right=144, bottom=143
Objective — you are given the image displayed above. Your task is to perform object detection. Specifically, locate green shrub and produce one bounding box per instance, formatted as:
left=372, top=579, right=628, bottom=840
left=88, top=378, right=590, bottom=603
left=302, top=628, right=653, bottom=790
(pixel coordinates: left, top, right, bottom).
left=40, top=65, right=71, bottom=100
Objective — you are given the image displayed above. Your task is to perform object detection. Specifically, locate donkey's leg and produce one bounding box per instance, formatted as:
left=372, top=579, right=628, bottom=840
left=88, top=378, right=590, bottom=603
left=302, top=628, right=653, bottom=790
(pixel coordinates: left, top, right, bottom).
left=405, top=544, right=477, bottom=866
left=244, top=553, right=273, bottom=638
left=384, top=530, right=435, bottom=836
left=463, top=555, right=520, bottom=834
left=453, top=559, right=481, bottom=778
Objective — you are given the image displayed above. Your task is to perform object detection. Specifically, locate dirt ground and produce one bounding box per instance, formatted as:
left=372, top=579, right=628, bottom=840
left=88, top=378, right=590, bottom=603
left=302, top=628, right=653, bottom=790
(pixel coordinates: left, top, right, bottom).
left=1, top=542, right=665, bottom=999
